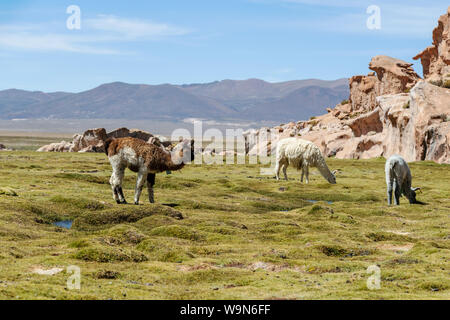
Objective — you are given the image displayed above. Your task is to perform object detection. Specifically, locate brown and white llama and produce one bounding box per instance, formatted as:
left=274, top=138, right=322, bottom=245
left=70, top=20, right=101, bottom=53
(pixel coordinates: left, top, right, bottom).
left=105, top=137, right=194, bottom=205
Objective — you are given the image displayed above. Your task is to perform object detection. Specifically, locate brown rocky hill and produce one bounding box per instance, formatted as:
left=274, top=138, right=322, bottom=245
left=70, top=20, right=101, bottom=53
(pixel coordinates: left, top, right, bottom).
left=245, top=7, right=450, bottom=164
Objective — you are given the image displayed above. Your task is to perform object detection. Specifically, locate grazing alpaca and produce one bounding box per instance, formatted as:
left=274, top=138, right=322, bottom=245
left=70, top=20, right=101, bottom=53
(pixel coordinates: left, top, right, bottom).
left=105, top=137, right=194, bottom=205
left=275, top=138, right=336, bottom=184
left=385, top=155, right=421, bottom=205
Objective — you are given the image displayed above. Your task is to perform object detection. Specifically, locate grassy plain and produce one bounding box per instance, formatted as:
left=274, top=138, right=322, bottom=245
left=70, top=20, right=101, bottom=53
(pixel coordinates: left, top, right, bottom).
left=0, top=137, right=448, bottom=299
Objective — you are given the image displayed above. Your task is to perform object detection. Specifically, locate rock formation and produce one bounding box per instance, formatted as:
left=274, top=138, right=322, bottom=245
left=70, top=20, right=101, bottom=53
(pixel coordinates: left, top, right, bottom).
left=37, top=128, right=164, bottom=153
left=413, top=6, right=450, bottom=84
left=0, top=143, right=12, bottom=151
left=244, top=8, right=450, bottom=164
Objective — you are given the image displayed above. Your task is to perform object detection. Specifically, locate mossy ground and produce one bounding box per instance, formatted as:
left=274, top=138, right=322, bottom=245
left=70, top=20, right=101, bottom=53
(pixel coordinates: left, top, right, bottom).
left=0, top=145, right=449, bottom=299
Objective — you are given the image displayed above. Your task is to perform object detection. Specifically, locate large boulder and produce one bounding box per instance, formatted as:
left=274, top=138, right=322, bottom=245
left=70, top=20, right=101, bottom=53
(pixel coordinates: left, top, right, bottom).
left=349, top=73, right=378, bottom=112
left=413, top=7, right=450, bottom=83
left=71, top=128, right=107, bottom=153
left=347, top=108, right=383, bottom=137
left=369, top=55, right=421, bottom=94
left=37, top=141, right=73, bottom=152
left=349, top=56, right=420, bottom=112
left=128, top=129, right=153, bottom=141
left=107, top=127, right=153, bottom=141
left=404, top=81, right=450, bottom=162
left=37, top=127, right=158, bottom=153
left=107, top=127, right=130, bottom=139
left=0, top=143, right=12, bottom=151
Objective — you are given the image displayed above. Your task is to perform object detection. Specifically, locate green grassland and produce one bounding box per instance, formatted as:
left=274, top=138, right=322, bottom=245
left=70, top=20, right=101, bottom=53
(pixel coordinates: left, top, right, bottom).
left=0, top=148, right=449, bottom=300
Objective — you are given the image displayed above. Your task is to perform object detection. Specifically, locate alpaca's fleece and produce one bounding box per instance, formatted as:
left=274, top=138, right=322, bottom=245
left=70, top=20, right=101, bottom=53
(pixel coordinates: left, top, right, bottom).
left=106, top=137, right=193, bottom=205
left=106, top=137, right=186, bottom=173
left=275, top=138, right=336, bottom=184
left=385, top=155, right=419, bottom=205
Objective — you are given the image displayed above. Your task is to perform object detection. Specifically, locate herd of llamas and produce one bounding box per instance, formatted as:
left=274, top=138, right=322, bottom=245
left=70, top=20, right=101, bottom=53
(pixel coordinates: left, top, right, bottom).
left=104, top=136, right=421, bottom=206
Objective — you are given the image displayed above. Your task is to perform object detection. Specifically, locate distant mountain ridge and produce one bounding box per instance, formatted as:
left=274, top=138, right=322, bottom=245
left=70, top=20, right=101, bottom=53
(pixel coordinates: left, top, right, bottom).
left=0, top=78, right=349, bottom=122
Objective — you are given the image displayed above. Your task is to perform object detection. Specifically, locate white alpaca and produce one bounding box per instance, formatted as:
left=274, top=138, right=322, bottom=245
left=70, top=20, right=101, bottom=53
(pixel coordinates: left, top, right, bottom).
left=275, top=138, right=336, bottom=184
left=385, top=155, right=421, bottom=205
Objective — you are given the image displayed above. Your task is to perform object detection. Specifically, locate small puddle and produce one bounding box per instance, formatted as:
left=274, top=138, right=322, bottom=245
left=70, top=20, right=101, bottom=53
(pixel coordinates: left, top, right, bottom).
left=53, top=220, right=73, bottom=229
left=306, top=200, right=333, bottom=205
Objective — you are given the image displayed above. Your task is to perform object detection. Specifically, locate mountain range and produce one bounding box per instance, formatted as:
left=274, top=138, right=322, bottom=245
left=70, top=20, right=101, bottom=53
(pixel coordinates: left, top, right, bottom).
left=0, top=78, right=349, bottom=123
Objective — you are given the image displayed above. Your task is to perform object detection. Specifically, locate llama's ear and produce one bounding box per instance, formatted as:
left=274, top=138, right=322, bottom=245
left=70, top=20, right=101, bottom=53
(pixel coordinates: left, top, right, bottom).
left=332, top=170, right=338, bottom=175
left=412, top=187, right=421, bottom=193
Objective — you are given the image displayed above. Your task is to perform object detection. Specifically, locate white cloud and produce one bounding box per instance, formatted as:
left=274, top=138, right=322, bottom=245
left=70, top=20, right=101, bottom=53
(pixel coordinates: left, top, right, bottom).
left=86, top=15, right=191, bottom=39
left=0, top=15, right=191, bottom=54
left=0, top=32, right=121, bottom=54
left=250, top=0, right=446, bottom=37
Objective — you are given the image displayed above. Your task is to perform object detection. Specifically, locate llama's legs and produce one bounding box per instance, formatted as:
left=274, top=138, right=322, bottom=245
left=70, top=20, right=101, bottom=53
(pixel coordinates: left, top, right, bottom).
left=134, top=171, right=148, bottom=205
left=301, top=166, right=304, bottom=183
left=275, top=161, right=281, bottom=180
left=282, top=163, right=288, bottom=181
left=110, top=165, right=119, bottom=203
left=147, top=173, right=156, bottom=204
left=110, top=166, right=126, bottom=204
left=111, top=180, right=119, bottom=203
left=304, top=165, right=310, bottom=184
left=393, top=181, right=401, bottom=205
left=387, top=182, right=393, bottom=206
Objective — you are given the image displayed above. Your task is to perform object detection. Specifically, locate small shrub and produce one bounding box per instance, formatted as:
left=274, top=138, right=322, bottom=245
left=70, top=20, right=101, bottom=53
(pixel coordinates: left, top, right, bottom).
left=443, top=80, right=450, bottom=89
left=429, top=80, right=443, bottom=87
left=318, top=245, right=348, bottom=257
left=0, top=188, right=18, bottom=197
left=95, top=270, right=120, bottom=279
left=403, top=101, right=410, bottom=109
left=55, top=173, right=107, bottom=184
left=419, top=282, right=448, bottom=292
left=73, top=247, right=148, bottom=263
left=366, top=232, right=414, bottom=242
left=340, top=99, right=350, bottom=105
left=68, top=239, right=90, bottom=248
left=149, top=225, right=204, bottom=241
left=73, top=205, right=183, bottom=230
left=50, top=196, right=105, bottom=211
left=137, top=239, right=192, bottom=263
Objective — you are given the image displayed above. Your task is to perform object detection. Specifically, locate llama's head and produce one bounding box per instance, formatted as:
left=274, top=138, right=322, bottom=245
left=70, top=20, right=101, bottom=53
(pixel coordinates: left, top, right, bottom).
left=408, top=187, right=421, bottom=204
left=171, top=139, right=195, bottom=164
left=328, top=169, right=338, bottom=184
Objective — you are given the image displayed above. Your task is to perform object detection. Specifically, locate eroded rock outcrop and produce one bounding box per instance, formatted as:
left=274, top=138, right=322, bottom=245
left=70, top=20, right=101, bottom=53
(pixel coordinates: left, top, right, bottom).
left=247, top=77, right=449, bottom=163
left=71, top=128, right=108, bottom=152
left=413, top=6, right=450, bottom=83
left=245, top=7, right=449, bottom=164
left=349, top=56, right=420, bottom=112
left=245, top=8, right=449, bottom=164
left=0, top=143, right=12, bottom=151
left=369, top=55, right=421, bottom=94
left=37, top=141, right=73, bottom=153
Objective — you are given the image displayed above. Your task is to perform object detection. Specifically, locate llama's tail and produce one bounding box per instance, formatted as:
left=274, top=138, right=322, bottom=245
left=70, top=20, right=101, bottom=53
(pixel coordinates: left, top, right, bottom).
left=104, top=138, right=114, bottom=156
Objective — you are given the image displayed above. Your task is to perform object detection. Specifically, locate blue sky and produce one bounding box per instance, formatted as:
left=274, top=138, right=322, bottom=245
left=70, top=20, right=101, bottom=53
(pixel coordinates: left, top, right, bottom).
left=0, top=0, right=448, bottom=92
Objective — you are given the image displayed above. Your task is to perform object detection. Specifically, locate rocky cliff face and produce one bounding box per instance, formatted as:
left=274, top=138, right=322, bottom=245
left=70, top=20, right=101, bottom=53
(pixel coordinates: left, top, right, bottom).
left=245, top=8, right=450, bottom=164
left=414, top=7, right=450, bottom=84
